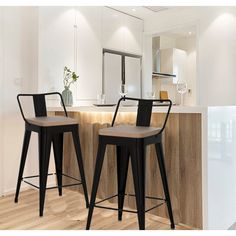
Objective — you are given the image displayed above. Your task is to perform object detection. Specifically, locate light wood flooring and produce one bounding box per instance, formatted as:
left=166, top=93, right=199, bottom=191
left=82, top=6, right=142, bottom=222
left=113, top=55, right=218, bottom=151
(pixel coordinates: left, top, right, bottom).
left=0, top=189, right=192, bottom=230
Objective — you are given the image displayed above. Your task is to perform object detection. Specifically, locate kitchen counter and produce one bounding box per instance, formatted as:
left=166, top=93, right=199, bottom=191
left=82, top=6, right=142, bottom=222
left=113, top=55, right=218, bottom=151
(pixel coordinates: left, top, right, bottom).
left=49, top=105, right=206, bottom=114
left=50, top=105, right=206, bottom=229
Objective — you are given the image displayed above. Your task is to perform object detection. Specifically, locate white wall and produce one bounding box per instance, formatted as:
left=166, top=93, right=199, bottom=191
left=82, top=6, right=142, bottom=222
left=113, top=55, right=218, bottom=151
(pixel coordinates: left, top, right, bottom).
left=175, top=36, right=197, bottom=105
left=0, top=8, right=4, bottom=196
left=0, top=7, right=38, bottom=194
left=144, top=6, right=236, bottom=106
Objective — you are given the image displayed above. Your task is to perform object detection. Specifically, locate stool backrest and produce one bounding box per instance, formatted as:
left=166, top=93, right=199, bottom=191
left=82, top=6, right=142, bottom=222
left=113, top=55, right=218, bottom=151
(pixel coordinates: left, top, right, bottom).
left=17, top=92, right=68, bottom=123
left=111, top=97, right=172, bottom=134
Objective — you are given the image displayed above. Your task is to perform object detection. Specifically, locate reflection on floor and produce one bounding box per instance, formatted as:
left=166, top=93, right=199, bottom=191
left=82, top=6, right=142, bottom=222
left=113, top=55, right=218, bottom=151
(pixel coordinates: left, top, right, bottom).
left=0, top=189, right=192, bottom=230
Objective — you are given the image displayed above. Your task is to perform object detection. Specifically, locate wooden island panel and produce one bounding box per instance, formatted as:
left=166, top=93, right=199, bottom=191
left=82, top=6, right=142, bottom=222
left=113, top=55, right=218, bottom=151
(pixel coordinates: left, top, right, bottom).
left=55, top=111, right=202, bottom=229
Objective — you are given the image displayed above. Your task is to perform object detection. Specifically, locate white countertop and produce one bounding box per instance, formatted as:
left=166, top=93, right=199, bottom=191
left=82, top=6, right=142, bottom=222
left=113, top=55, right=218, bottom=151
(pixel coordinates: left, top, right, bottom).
left=49, top=105, right=206, bottom=114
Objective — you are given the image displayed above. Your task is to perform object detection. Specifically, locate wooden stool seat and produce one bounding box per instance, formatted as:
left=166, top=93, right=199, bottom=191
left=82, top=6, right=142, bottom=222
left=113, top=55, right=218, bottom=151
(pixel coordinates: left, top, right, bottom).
left=27, top=116, right=78, bottom=127
left=99, top=125, right=161, bottom=138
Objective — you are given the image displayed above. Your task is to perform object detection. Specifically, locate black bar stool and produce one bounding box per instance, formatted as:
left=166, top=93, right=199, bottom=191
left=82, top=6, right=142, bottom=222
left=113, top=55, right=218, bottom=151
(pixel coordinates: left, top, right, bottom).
left=86, top=97, right=175, bottom=230
left=15, top=92, right=89, bottom=216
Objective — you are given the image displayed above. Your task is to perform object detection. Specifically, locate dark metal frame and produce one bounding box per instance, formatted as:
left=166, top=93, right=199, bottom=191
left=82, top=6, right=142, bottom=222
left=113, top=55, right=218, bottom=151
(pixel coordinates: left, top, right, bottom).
left=86, top=97, right=175, bottom=230
left=102, top=49, right=142, bottom=98
left=15, top=92, right=89, bottom=217
left=94, top=193, right=166, bottom=214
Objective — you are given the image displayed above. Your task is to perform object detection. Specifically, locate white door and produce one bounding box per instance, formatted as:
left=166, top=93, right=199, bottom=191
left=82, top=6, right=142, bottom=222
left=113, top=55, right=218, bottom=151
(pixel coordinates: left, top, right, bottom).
left=103, top=53, right=122, bottom=104
left=125, top=56, right=141, bottom=98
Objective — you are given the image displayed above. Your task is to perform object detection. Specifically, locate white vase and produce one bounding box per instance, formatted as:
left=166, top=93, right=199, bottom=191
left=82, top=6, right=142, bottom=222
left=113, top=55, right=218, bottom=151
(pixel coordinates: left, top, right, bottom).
left=62, top=86, right=73, bottom=107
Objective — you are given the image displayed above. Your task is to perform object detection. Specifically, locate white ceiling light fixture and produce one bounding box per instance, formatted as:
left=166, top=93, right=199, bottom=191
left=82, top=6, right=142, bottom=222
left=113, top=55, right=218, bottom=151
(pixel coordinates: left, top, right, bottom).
left=143, top=6, right=171, bottom=13
left=132, top=8, right=136, bottom=12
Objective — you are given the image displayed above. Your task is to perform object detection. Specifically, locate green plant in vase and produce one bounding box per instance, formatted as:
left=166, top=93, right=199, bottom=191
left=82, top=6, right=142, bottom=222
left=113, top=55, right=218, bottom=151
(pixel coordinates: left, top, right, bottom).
left=62, top=66, right=79, bottom=107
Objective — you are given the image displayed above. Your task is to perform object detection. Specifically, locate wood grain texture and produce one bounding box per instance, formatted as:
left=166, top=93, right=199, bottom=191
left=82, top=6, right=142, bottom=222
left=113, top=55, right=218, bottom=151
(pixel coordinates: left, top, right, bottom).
left=0, top=189, right=192, bottom=230
left=179, top=113, right=202, bottom=228
left=99, top=125, right=161, bottom=138
left=55, top=110, right=202, bottom=229
left=26, top=116, right=78, bottom=126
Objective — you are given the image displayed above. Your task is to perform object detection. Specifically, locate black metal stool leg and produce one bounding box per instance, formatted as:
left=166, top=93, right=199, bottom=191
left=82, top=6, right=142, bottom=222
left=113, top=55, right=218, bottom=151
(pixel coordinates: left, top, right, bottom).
left=38, top=130, right=51, bottom=217
left=15, top=130, right=31, bottom=203
left=155, top=142, right=175, bottom=229
left=86, top=137, right=106, bottom=230
left=116, top=146, right=129, bottom=221
left=52, top=133, right=64, bottom=196
left=72, top=127, right=89, bottom=208
left=130, top=141, right=145, bottom=230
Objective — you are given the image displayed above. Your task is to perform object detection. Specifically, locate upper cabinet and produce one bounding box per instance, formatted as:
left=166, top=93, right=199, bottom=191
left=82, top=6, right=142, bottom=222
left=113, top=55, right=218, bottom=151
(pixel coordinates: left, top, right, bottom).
left=75, top=7, right=103, bottom=100
left=102, top=7, right=143, bottom=55
left=38, top=7, right=76, bottom=92
left=38, top=7, right=143, bottom=104
left=124, top=15, right=143, bottom=54
left=102, top=8, right=125, bottom=52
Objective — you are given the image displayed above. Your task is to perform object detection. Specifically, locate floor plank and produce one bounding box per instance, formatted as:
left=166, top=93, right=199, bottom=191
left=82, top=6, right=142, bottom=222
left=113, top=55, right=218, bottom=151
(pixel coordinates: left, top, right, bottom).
left=0, top=189, right=192, bottom=230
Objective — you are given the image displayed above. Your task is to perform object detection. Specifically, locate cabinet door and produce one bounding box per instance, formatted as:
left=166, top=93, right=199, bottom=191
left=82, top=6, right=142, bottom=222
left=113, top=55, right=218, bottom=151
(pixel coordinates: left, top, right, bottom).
left=75, top=7, right=102, bottom=101
left=125, top=57, right=141, bottom=98
left=124, top=15, right=143, bottom=54
left=102, top=7, right=143, bottom=54
left=38, top=7, right=75, bottom=93
left=102, top=7, right=125, bottom=51
left=104, top=53, right=122, bottom=104
left=173, top=48, right=187, bottom=84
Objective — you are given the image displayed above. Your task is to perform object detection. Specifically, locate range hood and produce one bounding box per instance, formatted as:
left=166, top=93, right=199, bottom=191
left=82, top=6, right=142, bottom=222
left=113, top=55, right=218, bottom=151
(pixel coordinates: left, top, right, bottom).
left=152, top=48, right=176, bottom=78
left=152, top=72, right=176, bottom=78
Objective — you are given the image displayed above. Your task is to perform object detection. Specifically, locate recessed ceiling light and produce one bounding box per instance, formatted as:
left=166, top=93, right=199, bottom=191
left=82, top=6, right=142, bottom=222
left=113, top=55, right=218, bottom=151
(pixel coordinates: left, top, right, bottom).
left=132, top=8, right=136, bottom=12
left=188, top=31, right=192, bottom=35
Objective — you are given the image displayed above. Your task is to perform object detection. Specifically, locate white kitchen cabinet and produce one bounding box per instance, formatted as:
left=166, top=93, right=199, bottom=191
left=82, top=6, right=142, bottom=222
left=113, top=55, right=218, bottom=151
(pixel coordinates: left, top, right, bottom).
left=75, top=7, right=102, bottom=101
left=38, top=7, right=76, bottom=93
left=102, top=7, right=143, bottom=55
left=125, top=56, right=141, bottom=98
left=124, top=15, right=143, bottom=54
left=159, top=48, right=187, bottom=83
left=102, top=7, right=125, bottom=52
left=103, top=51, right=142, bottom=104
left=104, top=53, right=122, bottom=104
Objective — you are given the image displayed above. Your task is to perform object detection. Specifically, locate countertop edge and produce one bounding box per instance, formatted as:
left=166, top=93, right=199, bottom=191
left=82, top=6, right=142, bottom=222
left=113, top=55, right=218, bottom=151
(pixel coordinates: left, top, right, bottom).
left=48, top=106, right=207, bottom=114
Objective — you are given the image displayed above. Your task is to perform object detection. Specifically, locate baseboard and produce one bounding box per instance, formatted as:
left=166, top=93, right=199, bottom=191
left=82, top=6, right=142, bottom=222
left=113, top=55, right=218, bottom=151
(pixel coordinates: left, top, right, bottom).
left=2, top=185, right=30, bottom=197
left=2, top=179, right=56, bottom=197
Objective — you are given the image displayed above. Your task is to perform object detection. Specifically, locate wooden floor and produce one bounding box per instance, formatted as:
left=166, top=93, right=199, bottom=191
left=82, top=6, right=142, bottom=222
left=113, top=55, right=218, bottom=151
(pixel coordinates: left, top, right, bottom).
left=0, top=189, right=192, bottom=230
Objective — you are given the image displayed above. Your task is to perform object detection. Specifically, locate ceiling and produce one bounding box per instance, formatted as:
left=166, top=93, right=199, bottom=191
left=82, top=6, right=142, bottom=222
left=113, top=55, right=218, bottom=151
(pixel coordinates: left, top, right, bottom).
left=160, top=25, right=197, bottom=39
left=109, top=6, right=196, bottom=38
left=110, top=6, right=176, bottom=20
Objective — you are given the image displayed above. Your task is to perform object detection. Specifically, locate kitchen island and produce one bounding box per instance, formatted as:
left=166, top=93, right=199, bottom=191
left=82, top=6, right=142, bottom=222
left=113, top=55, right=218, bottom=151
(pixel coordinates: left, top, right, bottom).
left=50, top=105, right=207, bottom=229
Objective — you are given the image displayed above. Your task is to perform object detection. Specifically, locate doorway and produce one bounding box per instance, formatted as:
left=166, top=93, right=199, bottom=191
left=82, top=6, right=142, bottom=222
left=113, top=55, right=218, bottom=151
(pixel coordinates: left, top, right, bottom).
left=151, top=25, right=197, bottom=106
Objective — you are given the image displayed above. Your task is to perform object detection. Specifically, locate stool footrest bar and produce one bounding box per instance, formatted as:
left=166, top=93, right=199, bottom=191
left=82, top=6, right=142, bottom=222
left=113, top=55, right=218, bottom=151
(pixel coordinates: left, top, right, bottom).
left=94, top=193, right=166, bottom=214
left=22, top=172, right=82, bottom=190
left=95, top=194, right=118, bottom=205
left=94, top=205, right=137, bottom=214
